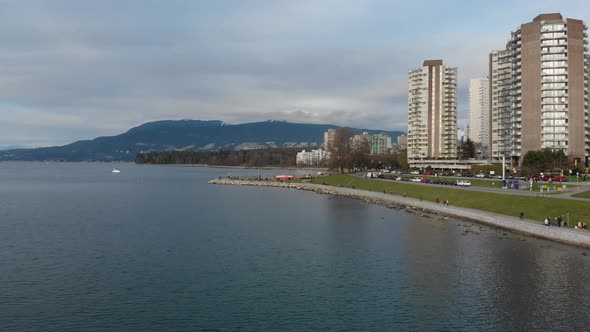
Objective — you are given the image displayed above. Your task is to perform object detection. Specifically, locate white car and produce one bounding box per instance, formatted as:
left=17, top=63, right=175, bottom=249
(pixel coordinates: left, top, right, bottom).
left=457, top=180, right=472, bottom=187
left=410, top=171, right=420, bottom=175
left=410, top=178, right=423, bottom=182
left=475, top=173, right=485, bottom=178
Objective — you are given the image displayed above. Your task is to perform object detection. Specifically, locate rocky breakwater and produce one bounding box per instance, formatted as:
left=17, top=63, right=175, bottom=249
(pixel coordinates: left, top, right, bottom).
left=209, top=178, right=453, bottom=220
left=209, top=178, right=590, bottom=249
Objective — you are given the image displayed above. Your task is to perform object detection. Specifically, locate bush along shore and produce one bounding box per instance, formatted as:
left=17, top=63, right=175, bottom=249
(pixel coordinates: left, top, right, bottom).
left=209, top=178, right=590, bottom=249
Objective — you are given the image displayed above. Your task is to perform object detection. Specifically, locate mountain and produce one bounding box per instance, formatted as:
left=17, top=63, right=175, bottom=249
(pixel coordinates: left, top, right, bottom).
left=0, top=120, right=404, bottom=161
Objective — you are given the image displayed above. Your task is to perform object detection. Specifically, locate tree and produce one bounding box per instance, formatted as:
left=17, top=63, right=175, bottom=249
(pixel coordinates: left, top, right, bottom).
left=327, top=128, right=353, bottom=173
left=350, top=137, right=371, bottom=170
left=521, top=148, right=567, bottom=177
left=460, top=138, right=476, bottom=159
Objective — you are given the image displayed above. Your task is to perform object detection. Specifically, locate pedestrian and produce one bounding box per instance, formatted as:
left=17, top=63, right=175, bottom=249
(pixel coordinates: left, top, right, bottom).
left=519, top=212, right=524, bottom=220
left=557, top=216, right=562, bottom=227
left=555, top=217, right=559, bottom=226
left=544, top=217, right=549, bottom=226
left=419, top=195, right=422, bottom=201
left=436, top=197, right=440, bottom=204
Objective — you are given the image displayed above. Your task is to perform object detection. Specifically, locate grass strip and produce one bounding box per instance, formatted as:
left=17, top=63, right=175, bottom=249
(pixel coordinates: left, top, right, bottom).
left=312, top=174, right=590, bottom=226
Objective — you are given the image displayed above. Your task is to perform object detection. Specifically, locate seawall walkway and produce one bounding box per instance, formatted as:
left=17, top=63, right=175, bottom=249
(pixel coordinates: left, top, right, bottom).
left=209, top=178, right=590, bottom=248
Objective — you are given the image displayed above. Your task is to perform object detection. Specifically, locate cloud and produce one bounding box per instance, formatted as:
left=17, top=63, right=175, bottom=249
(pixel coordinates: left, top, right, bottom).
left=1, top=0, right=590, bottom=145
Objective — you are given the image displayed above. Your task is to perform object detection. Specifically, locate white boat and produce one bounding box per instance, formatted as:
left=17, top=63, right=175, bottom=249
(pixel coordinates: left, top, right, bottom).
left=112, top=168, right=121, bottom=173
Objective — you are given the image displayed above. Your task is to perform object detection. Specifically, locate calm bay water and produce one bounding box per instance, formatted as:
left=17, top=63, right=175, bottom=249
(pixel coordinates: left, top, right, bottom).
left=0, top=162, right=589, bottom=331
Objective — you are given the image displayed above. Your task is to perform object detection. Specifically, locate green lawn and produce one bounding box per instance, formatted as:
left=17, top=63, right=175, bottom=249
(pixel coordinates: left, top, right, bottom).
left=311, top=174, right=590, bottom=226
left=572, top=190, right=590, bottom=199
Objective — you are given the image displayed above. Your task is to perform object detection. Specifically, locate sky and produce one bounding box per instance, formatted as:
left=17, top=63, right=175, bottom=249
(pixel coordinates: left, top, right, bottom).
left=1, top=0, right=590, bottom=148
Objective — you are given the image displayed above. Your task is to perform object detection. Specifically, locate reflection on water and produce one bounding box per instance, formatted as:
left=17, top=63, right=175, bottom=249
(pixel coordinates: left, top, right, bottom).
left=0, top=163, right=589, bottom=331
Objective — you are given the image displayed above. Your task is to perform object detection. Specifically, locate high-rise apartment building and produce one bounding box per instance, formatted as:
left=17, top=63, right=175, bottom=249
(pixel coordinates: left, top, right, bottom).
left=407, top=60, right=458, bottom=161
left=371, top=133, right=392, bottom=155
left=490, top=13, right=590, bottom=166
left=397, top=134, right=407, bottom=149
left=350, top=132, right=371, bottom=152
left=468, top=78, right=490, bottom=157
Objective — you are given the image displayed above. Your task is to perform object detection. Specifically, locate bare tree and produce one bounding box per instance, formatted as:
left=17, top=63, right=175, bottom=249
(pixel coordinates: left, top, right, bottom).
left=327, top=128, right=353, bottom=173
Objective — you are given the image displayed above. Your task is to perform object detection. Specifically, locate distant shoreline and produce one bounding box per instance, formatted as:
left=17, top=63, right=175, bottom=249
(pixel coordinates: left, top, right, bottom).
left=209, top=178, right=590, bottom=249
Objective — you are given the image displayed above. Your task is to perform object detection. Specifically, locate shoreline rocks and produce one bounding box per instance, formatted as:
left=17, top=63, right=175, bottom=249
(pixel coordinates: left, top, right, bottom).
left=209, top=178, right=590, bottom=249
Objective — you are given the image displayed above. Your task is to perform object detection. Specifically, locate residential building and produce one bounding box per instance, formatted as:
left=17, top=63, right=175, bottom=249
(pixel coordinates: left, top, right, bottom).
left=397, top=134, right=407, bottom=149
left=296, top=149, right=325, bottom=166
left=490, top=49, right=513, bottom=162
left=407, top=59, right=458, bottom=162
left=371, top=133, right=392, bottom=155
left=490, top=13, right=590, bottom=166
left=468, top=78, right=490, bottom=157
left=323, top=128, right=336, bottom=160
left=350, top=132, right=371, bottom=152
left=323, top=129, right=336, bottom=150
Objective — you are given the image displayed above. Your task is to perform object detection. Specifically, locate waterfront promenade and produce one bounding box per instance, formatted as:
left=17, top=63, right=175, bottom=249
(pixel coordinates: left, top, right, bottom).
left=210, top=178, right=590, bottom=248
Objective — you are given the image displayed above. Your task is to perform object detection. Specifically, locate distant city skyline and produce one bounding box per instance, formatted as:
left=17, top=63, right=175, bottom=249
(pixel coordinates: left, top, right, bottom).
left=2, top=1, right=590, bottom=147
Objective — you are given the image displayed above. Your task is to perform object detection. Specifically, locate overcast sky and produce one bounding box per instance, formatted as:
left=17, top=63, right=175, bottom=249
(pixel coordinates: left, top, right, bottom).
left=2, top=0, right=590, bottom=147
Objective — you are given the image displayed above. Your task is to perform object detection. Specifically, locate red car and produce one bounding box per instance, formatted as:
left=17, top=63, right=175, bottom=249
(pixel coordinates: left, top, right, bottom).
left=541, top=175, right=568, bottom=182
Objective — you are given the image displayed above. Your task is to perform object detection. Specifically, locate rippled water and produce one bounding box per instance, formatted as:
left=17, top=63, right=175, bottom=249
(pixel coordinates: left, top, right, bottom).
left=0, top=162, right=589, bottom=331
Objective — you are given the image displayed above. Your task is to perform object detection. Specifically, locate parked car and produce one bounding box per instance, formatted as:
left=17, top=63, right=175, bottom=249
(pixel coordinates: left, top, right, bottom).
left=410, top=177, right=422, bottom=182
left=410, top=171, right=420, bottom=175
left=475, top=173, right=485, bottom=178
left=457, top=180, right=472, bottom=187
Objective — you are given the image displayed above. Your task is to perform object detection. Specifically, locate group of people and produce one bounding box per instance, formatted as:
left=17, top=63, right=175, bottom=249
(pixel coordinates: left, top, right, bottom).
left=543, top=216, right=567, bottom=227
left=541, top=217, right=590, bottom=229
left=435, top=197, right=449, bottom=206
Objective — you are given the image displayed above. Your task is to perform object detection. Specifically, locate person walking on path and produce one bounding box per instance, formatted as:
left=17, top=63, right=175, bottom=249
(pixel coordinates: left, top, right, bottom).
left=519, top=212, right=524, bottom=220
left=436, top=197, right=440, bottom=204
left=544, top=217, right=550, bottom=226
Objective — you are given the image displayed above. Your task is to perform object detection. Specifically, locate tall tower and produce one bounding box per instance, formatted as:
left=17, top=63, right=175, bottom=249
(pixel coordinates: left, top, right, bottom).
left=490, top=13, right=590, bottom=166
left=468, top=78, right=490, bottom=158
left=407, top=60, right=457, bottom=162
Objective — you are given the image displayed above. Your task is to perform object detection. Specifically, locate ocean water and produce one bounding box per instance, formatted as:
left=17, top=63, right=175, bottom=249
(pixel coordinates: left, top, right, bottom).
left=0, top=162, right=589, bottom=331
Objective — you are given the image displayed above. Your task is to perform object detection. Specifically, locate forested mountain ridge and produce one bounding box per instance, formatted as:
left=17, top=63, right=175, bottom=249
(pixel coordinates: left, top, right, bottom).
left=0, top=120, right=403, bottom=161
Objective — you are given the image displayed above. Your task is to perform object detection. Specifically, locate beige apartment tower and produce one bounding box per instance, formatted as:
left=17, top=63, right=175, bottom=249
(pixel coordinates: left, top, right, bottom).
left=408, top=60, right=458, bottom=161
left=467, top=78, right=490, bottom=158
left=490, top=13, right=590, bottom=166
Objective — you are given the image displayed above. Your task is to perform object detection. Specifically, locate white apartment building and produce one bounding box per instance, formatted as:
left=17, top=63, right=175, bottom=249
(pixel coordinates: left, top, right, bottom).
left=468, top=78, right=490, bottom=157
left=296, top=149, right=325, bottom=166
left=490, top=13, right=590, bottom=166
left=407, top=60, right=458, bottom=162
